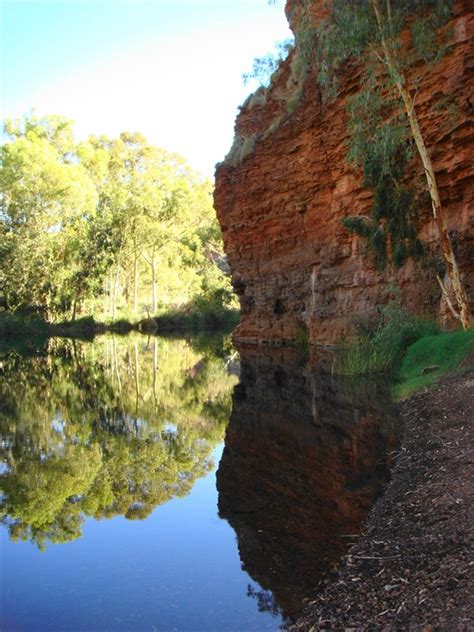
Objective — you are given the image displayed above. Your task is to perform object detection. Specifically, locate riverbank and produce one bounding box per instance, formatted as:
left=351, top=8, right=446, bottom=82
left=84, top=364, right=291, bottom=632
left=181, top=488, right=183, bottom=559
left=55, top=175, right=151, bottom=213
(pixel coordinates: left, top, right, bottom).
left=0, top=309, right=240, bottom=340
left=291, top=368, right=473, bottom=630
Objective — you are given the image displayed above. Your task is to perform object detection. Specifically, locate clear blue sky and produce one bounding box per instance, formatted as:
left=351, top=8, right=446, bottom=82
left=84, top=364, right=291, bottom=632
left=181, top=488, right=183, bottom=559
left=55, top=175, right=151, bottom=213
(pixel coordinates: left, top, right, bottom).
left=1, top=0, right=292, bottom=175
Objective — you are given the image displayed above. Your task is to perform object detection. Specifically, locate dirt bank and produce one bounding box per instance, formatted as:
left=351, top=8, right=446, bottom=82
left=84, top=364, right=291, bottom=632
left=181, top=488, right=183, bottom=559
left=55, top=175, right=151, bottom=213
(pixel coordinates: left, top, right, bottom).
left=292, top=370, right=473, bottom=631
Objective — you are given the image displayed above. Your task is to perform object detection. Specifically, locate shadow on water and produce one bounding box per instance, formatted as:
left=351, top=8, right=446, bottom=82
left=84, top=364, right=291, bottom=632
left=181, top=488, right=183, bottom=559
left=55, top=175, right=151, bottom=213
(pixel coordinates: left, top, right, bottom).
left=217, top=345, right=401, bottom=625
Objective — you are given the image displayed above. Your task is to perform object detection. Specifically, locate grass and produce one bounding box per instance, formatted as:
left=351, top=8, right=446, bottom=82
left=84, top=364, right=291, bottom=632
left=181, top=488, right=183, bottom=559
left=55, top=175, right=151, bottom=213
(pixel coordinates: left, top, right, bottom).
left=286, top=87, right=303, bottom=114
left=240, top=135, right=257, bottom=161
left=393, top=327, right=474, bottom=399
left=225, top=133, right=257, bottom=166
left=335, top=302, right=439, bottom=375
left=336, top=299, right=474, bottom=399
left=245, top=89, right=267, bottom=110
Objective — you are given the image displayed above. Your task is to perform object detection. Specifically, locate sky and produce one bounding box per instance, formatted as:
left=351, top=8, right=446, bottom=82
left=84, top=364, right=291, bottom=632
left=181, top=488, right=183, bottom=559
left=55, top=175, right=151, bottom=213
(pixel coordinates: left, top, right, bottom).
left=0, top=0, right=292, bottom=176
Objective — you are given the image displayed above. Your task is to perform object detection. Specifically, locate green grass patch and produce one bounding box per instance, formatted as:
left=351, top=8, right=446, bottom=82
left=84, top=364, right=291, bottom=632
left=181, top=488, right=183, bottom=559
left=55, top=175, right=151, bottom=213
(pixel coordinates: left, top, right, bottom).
left=393, top=328, right=474, bottom=399
left=335, top=300, right=439, bottom=375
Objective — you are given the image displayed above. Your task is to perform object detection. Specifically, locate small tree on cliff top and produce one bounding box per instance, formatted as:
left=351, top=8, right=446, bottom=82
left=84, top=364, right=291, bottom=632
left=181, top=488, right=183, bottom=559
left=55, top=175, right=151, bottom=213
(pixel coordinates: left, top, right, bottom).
left=300, top=0, right=471, bottom=329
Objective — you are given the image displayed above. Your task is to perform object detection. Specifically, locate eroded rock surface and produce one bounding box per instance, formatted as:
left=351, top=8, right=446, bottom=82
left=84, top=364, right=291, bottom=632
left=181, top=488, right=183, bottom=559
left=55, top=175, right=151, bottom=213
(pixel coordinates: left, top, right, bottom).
left=214, top=0, right=474, bottom=345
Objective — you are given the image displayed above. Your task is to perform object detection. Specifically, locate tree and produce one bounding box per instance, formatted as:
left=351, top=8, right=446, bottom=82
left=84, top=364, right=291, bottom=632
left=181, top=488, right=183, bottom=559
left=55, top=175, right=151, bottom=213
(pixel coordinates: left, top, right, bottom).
left=0, top=115, right=98, bottom=318
left=243, top=38, right=294, bottom=87
left=307, top=0, right=471, bottom=328
left=77, top=132, right=228, bottom=317
left=1, top=115, right=234, bottom=322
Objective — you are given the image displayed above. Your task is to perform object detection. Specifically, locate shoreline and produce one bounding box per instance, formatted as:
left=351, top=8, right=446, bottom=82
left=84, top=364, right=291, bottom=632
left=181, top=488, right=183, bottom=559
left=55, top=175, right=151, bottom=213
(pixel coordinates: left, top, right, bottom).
left=291, top=369, right=473, bottom=630
left=0, top=310, right=240, bottom=341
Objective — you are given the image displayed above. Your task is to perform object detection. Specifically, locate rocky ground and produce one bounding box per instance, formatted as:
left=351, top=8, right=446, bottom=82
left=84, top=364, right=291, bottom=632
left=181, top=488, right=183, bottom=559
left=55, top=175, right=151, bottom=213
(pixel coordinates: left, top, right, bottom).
left=291, top=370, right=473, bottom=631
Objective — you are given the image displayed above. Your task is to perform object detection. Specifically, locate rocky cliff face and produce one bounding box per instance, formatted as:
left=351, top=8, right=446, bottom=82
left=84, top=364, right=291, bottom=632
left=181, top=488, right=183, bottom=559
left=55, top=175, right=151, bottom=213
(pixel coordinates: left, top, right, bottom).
left=214, top=0, right=474, bottom=345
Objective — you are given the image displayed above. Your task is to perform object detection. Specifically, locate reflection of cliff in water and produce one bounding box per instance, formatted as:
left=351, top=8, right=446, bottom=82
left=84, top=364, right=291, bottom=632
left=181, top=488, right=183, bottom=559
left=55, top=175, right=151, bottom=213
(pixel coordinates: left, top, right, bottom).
left=216, top=347, right=400, bottom=623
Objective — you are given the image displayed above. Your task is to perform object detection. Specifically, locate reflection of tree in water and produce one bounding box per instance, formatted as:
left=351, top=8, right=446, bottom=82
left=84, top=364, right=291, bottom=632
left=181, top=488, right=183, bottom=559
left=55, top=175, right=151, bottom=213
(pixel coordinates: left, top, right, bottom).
left=247, top=584, right=281, bottom=618
left=0, top=334, right=237, bottom=549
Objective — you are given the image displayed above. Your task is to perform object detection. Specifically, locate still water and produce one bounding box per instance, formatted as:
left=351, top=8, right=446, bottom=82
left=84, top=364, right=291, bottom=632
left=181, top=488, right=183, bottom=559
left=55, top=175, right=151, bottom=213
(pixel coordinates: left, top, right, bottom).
left=0, top=334, right=399, bottom=631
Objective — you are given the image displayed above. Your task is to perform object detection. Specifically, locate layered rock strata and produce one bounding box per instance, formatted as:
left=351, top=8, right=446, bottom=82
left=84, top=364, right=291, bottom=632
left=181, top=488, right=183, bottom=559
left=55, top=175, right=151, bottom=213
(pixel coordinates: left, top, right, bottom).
left=214, top=0, right=474, bottom=344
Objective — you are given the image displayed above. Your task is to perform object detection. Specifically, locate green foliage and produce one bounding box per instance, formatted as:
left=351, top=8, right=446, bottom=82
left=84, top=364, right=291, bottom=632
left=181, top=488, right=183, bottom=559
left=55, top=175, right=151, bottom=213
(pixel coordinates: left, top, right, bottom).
left=393, top=328, right=474, bottom=398
left=224, top=133, right=259, bottom=166
left=0, top=116, right=98, bottom=316
left=314, top=0, right=453, bottom=93
left=1, top=114, right=235, bottom=324
left=343, top=94, right=424, bottom=269
left=342, top=216, right=373, bottom=240
left=286, top=86, right=304, bottom=114
left=0, top=335, right=238, bottom=548
left=0, top=312, right=51, bottom=339
left=243, top=38, right=294, bottom=88
left=336, top=296, right=439, bottom=375
left=307, top=0, right=454, bottom=271
left=154, top=305, right=239, bottom=333
left=4, top=114, right=76, bottom=156
left=343, top=187, right=424, bottom=270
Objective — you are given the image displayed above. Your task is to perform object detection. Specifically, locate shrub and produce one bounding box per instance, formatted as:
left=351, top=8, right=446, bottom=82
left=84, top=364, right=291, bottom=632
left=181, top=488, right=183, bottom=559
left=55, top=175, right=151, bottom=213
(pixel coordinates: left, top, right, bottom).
left=294, top=322, right=310, bottom=351
left=0, top=312, right=49, bottom=338
left=335, top=299, right=439, bottom=375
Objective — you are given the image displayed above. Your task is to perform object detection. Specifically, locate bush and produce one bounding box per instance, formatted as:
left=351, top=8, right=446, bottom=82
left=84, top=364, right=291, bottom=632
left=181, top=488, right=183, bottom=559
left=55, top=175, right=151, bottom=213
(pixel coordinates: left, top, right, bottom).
left=108, top=319, right=134, bottom=334
left=153, top=305, right=239, bottom=333
left=335, top=299, right=439, bottom=375
left=58, top=315, right=97, bottom=330
left=0, top=311, right=50, bottom=338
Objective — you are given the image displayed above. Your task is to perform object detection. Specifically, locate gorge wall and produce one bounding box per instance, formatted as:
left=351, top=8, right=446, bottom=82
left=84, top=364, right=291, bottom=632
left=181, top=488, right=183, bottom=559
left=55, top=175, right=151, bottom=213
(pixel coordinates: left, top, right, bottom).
left=214, top=0, right=474, bottom=345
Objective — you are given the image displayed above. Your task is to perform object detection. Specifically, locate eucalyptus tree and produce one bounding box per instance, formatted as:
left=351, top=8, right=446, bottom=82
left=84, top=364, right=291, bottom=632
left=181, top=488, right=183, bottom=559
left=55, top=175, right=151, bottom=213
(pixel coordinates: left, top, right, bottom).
left=243, top=38, right=294, bottom=87
left=1, top=115, right=233, bottom=321
left=0, top=116, right=97, bottom=318
left=139, top=158, right=219, bottom=313
left=77, top=133, right=140, bottom=318
left=298, top=0, right=471, bottom=328
left=77, top=133, right=220, bottom=316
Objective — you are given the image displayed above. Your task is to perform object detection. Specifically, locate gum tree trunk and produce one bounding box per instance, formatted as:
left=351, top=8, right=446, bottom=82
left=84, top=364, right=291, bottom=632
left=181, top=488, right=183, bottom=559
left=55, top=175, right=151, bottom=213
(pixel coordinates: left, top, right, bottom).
left=372, top=0, right=472, bottom=329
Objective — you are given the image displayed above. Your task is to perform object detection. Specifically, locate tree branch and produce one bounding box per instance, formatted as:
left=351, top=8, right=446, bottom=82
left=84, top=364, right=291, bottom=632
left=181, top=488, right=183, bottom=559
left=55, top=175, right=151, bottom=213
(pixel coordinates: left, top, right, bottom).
left=386, top=0, right=393, bottom=26
left=436, top=274, right=461, bottom=321
left=369, top=44, right=390, bottom=67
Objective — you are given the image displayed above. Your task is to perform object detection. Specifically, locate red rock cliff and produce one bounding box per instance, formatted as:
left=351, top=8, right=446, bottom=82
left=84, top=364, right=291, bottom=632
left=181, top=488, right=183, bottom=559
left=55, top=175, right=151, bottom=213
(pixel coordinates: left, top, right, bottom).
left=214, top=0, right=474, bottom=345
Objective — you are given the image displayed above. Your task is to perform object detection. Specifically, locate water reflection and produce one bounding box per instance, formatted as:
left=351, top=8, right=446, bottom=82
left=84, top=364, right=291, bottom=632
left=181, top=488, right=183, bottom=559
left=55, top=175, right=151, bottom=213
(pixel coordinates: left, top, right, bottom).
left=0, top=334, right=237, bottom=550
left=217, top=346, right=400, bottom=624
left=1, top=336, right=400, bottom=630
